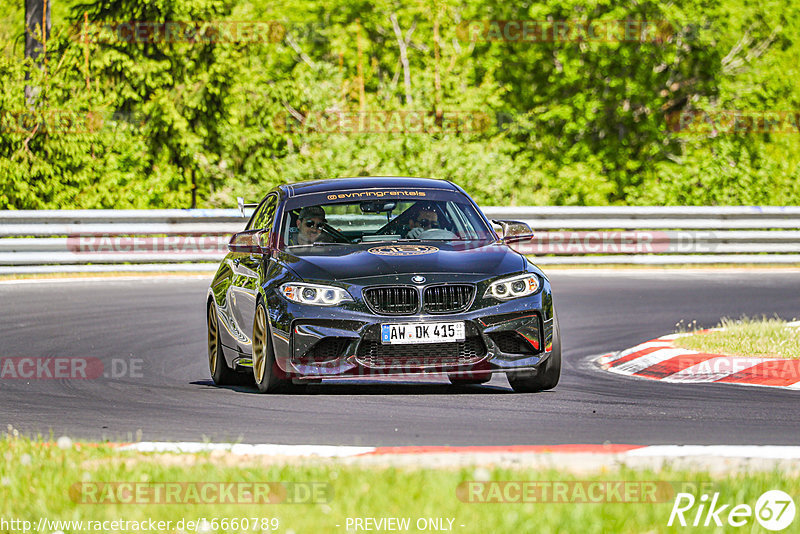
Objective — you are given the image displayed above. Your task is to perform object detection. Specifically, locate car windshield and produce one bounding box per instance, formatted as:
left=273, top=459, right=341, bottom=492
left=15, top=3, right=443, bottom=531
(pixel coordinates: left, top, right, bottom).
left=280, top=190, right=494, bottom=249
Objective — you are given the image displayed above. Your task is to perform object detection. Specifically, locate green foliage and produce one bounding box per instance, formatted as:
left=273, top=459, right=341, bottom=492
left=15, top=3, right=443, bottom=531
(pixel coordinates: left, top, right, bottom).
left=0, top=0, right=799, bottom=208
left=1, top=433, right=798, bottom=533
left=674, top=316, right=800, bottom=358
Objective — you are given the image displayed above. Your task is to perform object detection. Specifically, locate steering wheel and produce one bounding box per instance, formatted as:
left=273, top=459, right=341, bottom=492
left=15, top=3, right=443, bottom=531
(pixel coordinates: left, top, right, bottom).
left=414, top=228, right=457, bottom=240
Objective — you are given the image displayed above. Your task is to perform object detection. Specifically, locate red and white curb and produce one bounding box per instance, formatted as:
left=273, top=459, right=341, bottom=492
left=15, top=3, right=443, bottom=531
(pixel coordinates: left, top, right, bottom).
left=597, top=323, right=800, bottom=389
left=115, top=442, right=800, bottom=459
left=117, top=443, right=641, bottom=457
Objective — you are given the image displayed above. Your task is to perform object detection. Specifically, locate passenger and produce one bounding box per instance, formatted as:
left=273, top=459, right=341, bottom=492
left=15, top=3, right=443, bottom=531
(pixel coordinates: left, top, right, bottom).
left=292, top=206, right=327, bottom=245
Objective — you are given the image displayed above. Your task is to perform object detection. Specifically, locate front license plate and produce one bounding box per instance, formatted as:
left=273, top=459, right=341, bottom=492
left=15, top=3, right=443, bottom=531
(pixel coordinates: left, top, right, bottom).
left=381, top=322, right=465, bottom=344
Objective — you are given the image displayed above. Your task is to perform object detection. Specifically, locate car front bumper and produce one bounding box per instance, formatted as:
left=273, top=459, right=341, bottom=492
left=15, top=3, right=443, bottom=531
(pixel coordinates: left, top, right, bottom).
left=265, top=286, right=555, bottom=380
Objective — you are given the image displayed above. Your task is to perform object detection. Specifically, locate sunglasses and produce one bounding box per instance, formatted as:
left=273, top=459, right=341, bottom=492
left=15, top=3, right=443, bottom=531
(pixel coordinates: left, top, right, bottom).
left=416, top=218, right=438, bottom=228
left=304, top=220, right=326, bottom=230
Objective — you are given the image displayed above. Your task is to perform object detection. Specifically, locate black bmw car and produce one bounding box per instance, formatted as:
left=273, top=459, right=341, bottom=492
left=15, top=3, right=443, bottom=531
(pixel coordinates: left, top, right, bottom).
left=207, top=177, right=560, bottom=393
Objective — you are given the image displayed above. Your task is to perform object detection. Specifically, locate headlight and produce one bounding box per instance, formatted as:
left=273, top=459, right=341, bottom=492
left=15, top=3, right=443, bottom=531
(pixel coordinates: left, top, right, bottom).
left=484, top=273, right=540, bottom=301
left=280, top=283, right=353, bottom=306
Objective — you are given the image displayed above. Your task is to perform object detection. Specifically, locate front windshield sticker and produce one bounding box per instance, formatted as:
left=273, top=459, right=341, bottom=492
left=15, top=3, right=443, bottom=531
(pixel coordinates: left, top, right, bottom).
left=327, top=190, right=427, bottom=200
left=367, top=245, right=439, bottom=256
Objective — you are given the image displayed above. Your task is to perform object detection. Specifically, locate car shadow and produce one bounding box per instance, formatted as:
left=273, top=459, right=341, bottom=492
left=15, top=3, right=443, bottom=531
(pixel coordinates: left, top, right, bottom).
left=190, top=379, right=513, bottom=395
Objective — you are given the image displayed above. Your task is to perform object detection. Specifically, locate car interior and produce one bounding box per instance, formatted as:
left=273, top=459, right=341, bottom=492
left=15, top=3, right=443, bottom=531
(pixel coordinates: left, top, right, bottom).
left=282, top=200, right=458, bottom=246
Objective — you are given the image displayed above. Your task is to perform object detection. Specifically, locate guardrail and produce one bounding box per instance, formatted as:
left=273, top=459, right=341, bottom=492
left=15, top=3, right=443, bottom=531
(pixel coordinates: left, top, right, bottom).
left=1, top=207, right=799, bottom=273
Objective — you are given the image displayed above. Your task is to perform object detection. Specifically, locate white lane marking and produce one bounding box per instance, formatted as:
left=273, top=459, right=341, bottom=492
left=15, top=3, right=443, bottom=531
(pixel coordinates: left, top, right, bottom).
left=546, top=268, right=800, bottom=276
left=120, top=442, right=376, bottom=457
left=664, top=357, right=766, bottom=383
left=626, top=445, right=800, bottom=459
left=657, top=333, right=693, bottom=340
left=610, top=348, right=691, bottom=375
left=0, top=275, right=210, bottom=285
left=119, top=442, right=800, bottom=460
left=601, top=341, right=672, bottom=364
left=596, top=353, right=618, bottom=365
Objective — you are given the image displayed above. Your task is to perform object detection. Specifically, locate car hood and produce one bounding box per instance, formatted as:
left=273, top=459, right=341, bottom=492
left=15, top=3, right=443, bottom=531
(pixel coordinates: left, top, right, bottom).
left=280, top=241, right=527, bottom=282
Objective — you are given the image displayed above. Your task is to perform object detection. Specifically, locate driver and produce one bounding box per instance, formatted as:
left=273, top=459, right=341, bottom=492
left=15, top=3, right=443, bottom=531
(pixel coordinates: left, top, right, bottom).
left=405, top=205, right=439, bottom=239
left=292, top=206, right=327, bottom=245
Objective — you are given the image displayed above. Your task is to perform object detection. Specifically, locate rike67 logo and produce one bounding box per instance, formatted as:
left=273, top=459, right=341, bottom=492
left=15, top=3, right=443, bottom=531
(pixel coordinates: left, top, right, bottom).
left=669, top=490, right=796, bottom=531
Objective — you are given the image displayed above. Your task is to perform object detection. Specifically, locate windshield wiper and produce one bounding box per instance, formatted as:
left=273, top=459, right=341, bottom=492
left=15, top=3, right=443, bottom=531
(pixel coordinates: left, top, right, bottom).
left=287, top=241, right=351, bottom=248
left=396, top=237, right=467, bottom=242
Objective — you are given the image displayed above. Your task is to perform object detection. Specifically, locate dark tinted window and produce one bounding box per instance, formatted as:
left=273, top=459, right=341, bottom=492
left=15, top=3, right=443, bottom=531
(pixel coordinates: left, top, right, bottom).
left=248, top=194, right=278, bottom=231
left=280, top=191, right=493, bottom=249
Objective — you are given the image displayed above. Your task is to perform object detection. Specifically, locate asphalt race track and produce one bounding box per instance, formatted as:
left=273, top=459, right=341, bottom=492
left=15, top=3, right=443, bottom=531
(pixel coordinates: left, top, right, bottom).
left=1, top=271, right=798, bottom=446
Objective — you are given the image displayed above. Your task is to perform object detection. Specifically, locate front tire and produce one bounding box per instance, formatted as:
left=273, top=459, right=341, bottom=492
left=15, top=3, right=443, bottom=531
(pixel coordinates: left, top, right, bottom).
left=208, top=302, right=237, bottom=385
left=507, top=310, right=561, bottom=393
left=252, top=300, right=292, bottom=393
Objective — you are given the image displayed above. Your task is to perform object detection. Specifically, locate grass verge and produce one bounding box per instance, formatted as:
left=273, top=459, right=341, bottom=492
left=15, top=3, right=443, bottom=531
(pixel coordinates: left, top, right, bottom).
left=674, top=317, right=800, bottom=359
left=1, top=436, right=797, bottom=533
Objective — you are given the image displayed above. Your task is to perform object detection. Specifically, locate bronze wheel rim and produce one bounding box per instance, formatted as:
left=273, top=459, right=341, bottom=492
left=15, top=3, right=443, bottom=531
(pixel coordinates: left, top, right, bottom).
left=253, top=305, right=267, bottom=383
left=207, top=305, right=219, bottom=374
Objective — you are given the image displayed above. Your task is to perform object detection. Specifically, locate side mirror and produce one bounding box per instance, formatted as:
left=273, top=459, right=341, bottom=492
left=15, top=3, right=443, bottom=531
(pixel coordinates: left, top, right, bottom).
left=228, top=230, right=268, bottom=253
left=492, top=219, right=533, bottom=242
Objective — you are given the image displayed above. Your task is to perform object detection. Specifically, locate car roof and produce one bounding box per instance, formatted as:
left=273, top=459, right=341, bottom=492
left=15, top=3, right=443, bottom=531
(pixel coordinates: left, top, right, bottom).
left=278, top=177, right=458, bottom=198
